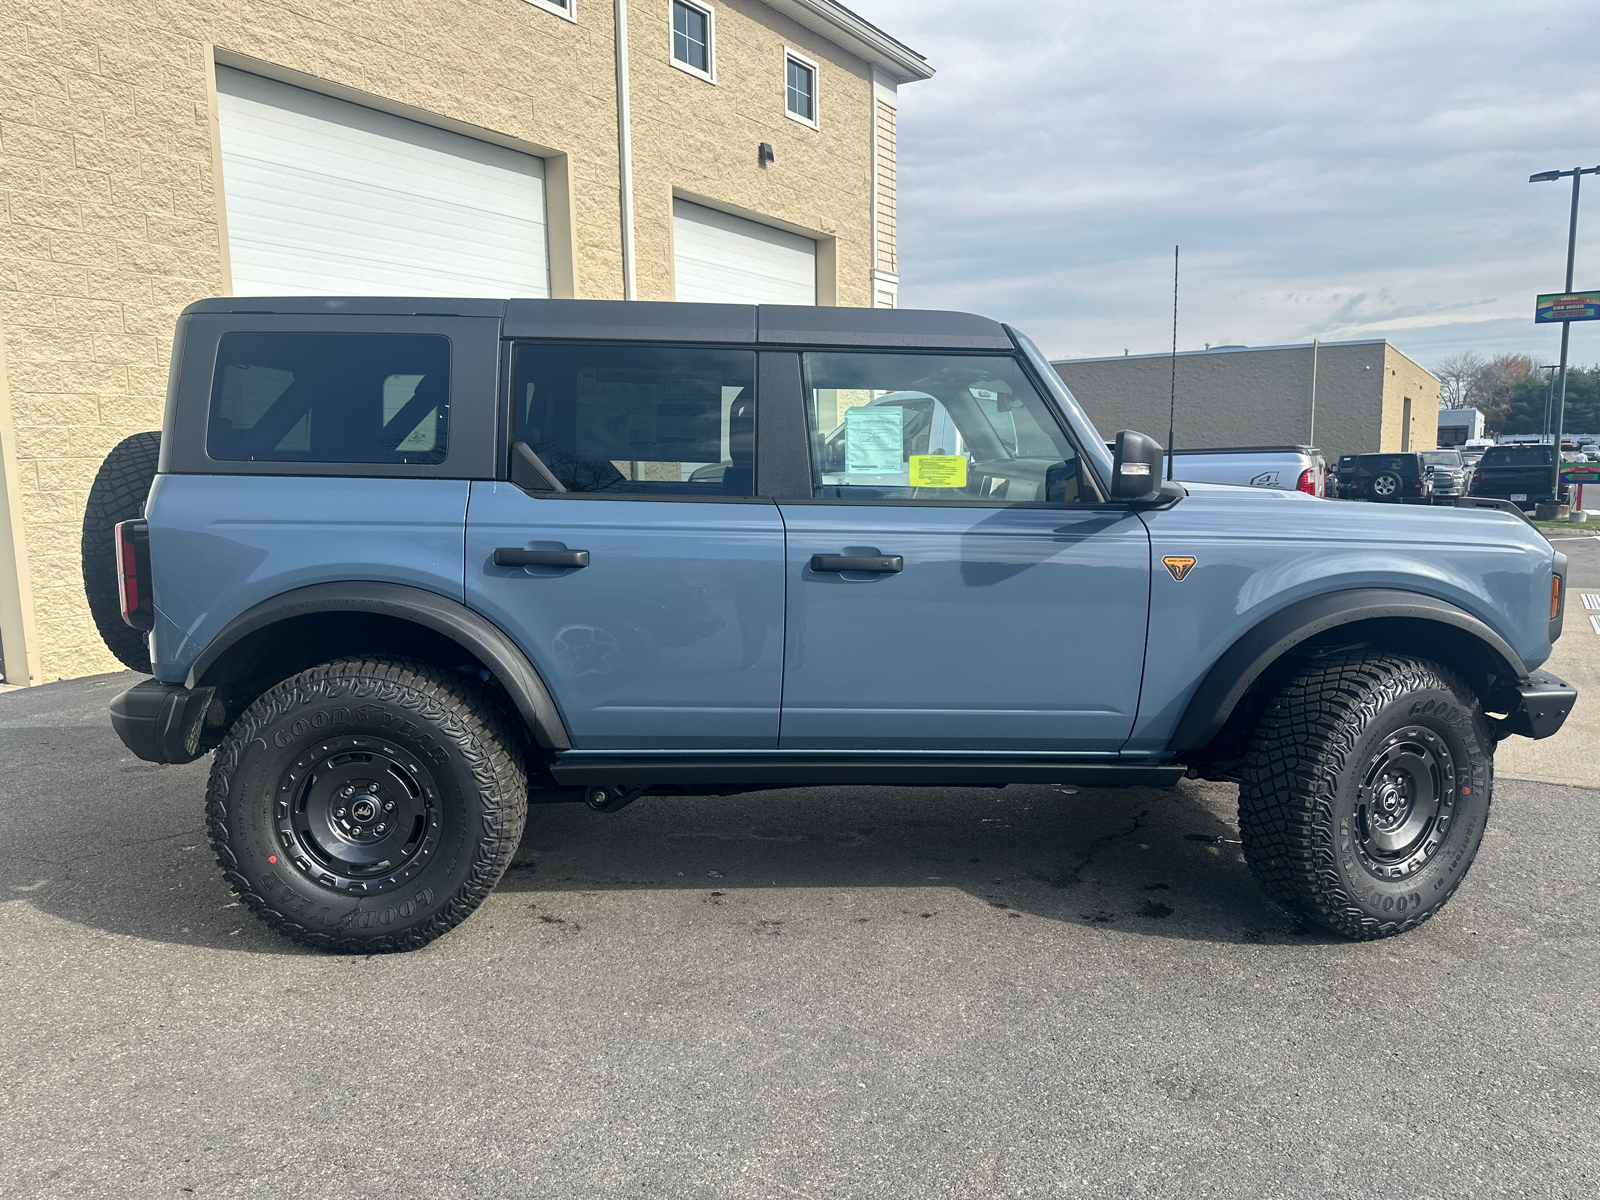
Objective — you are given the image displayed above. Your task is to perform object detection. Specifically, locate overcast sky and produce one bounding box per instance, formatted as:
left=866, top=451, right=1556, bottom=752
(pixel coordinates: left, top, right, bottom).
left=849, top=0, right=1600, bottom=373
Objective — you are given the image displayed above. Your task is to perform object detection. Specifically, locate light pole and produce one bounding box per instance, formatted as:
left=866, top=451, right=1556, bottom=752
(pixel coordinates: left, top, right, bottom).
left=1529, top=165, right=1600, bottom=503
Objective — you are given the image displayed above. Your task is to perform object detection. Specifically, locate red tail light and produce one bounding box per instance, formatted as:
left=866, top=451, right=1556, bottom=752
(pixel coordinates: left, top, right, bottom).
left=114, top=520, right=154, bottom=631
left=1296, top=468, right=1317, bottom=495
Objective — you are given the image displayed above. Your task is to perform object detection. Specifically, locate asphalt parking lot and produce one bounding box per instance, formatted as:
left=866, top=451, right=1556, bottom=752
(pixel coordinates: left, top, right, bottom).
left=4, top=537, right=1599, bottom=1199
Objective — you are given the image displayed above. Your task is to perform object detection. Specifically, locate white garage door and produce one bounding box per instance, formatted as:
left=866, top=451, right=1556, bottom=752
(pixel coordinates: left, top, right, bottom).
left=216, top=67, right=550, bottom=297
left=672, top=200, right=816, bottom=305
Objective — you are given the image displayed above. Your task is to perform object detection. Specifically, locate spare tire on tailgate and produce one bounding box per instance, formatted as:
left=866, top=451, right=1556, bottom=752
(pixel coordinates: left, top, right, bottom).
left=81, top=430, right=161, bottom=673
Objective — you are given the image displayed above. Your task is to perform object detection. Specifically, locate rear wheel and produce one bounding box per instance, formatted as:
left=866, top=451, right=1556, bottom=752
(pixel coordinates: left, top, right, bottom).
left=1238, top=652, right=1494, bottom=940
left=81, top=431, right=161, bottom=672
left=206, top=657, right=528, bottom=952
left=1370, top=471, right=1402, bottom=500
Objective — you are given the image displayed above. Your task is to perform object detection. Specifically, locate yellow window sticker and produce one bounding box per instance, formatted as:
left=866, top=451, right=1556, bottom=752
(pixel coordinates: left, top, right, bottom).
left=909, top=455, right=968, bottom=488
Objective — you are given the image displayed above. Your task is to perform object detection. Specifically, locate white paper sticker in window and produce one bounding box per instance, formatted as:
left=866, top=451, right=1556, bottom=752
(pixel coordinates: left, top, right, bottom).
left=845, top=405, right=904, bottom=475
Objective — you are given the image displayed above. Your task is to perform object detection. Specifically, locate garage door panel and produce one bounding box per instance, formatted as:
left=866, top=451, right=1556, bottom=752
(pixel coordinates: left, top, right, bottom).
left=673, top=200, right=816, bottom=306
left=217, top=67, right=550, bottom=298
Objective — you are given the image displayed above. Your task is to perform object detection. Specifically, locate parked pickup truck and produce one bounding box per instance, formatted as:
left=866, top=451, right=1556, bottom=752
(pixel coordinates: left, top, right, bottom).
left=84, top=298, right=1575, bottom=952
left=1141, top=445, right=1325, bottom=497
left=1469, top=444, right=1563, bottom=509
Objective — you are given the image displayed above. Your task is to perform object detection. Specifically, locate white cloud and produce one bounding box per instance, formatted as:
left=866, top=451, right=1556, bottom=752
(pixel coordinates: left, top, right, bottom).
left=851, top=0, right=1600, bottom=370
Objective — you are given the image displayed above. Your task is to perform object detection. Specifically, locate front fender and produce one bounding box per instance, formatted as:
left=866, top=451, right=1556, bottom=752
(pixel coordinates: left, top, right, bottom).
left=1165, top=588, right=1527, bottom=755
left=1125, top=488, right=1554, bottom=754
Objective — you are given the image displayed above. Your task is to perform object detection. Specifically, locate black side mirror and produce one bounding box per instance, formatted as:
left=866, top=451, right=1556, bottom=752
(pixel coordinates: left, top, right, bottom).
left=1111, top=430, right=1164, bottom=502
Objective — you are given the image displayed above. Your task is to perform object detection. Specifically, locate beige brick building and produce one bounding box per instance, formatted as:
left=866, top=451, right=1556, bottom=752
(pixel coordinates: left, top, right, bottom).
left=0, top=0, right=930, bottom=684
left=1052, top=339, right=1442, bottom=464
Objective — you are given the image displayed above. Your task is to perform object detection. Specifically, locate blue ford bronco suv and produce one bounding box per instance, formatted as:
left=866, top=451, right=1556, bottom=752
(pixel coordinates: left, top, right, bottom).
left=83, top=298, right=1575, bottom=952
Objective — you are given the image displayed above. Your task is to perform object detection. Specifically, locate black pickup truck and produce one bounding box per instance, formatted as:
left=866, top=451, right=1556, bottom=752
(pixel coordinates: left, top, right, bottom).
left=1468, top=444, right=1562, bottom=509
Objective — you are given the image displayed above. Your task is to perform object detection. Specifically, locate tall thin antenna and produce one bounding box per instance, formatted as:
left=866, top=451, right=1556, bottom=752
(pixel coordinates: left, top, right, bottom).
left=1167, top=245, right=1179, bottom=481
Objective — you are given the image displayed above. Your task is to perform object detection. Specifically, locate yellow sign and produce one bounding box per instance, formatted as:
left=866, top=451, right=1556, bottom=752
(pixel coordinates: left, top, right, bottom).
left=909, top=455, right=968, bottom=488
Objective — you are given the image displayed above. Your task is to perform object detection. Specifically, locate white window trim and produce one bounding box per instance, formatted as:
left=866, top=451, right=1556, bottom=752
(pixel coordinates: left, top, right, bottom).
left=783, top=47, right=820, bottom=130
left=669, top=0, right=716, bottom=84
left=522, top=0, right=577, bottom=22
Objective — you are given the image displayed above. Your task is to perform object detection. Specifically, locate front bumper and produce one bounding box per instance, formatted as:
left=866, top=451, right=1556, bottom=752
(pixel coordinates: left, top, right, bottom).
left=109, top=679, right=217, bottom=764
left=1495, top=669, right=1578, bottom=740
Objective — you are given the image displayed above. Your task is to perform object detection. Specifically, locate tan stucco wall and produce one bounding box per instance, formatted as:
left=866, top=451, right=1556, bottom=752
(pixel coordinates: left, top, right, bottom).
left=0, top=0, right=890, bottom=680
left=627, top=0, right=876, bottom=306
left=1052, top=341, right=1440, bottom=464
left=1379, top=344, right=1441, bottom=453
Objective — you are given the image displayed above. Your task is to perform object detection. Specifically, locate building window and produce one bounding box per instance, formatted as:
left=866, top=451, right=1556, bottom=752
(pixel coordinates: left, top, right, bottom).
left=671, top=1, right=714, bottom=81
left=784, top=50, right=818, bottom=127
left=523, top=0, right=576, bottom=22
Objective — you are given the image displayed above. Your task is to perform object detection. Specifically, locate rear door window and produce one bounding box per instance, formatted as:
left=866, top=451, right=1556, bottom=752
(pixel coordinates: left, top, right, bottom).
left=208, top=333, right=449, bottom=464
left=511, top=344, right=757, bottom=496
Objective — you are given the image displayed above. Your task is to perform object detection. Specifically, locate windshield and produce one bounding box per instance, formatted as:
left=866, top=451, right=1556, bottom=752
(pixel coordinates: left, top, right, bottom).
left=1419, top=451, right=1460, bottom=467
left=1006, top=326, right=1115, bottom=488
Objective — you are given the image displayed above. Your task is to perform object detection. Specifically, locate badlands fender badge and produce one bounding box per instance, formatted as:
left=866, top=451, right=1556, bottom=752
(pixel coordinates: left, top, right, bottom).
left=1163, top=555, right=1197, bottom=582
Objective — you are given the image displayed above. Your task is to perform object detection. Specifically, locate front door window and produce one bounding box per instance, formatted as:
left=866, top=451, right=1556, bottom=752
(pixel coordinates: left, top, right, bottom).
left=803, top=352, right=1092, bottom=503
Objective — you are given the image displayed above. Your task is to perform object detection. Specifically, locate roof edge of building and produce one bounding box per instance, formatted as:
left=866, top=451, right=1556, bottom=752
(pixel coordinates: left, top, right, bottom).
left=1052, top=338, right=1392, bottom=367
left=759, top=0, right=934, bottom=82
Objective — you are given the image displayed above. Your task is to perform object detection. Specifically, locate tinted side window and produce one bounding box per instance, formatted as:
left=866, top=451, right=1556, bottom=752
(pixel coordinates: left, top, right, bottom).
left=208, top=333, right=449, bottom=464
left=801, top=352, right=1086, bottom=502
left=512, top=344, right=757, bottom=496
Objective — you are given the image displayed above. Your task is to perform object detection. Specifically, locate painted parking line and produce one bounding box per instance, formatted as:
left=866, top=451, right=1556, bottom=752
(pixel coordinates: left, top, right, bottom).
left=1583, top=593, right=1600, bottom=610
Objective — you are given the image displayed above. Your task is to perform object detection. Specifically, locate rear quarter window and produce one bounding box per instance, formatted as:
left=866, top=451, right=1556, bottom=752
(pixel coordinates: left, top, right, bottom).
left=208, top=332, right=450, bottom=464
left=1480, top=446, right=1552, bottom=466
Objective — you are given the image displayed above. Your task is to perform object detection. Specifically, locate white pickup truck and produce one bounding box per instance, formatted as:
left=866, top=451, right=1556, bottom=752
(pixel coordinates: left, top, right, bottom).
left=1107, top=443, right=1327, bottom=497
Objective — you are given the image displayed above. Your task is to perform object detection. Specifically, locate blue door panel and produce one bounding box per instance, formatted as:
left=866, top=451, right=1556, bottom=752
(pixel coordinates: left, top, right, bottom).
left=465, top=483, right=786, bottom=749
left=145, top=474, right=470, bottom=684
left=777, top=505, right=1152, bottom=750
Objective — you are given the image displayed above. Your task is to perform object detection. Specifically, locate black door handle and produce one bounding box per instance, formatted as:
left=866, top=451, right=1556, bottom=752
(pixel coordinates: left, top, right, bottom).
left=494, top=548, right=590, bottom=568
left=809, top=553, right=902, bottom=573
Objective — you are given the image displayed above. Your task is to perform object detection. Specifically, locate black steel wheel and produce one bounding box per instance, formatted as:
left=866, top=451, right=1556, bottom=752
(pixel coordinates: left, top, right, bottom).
left=1354, top=726, right=1457, bottom=880
left=1239, top=652, right=1494, bottom=940
left=207, top=657, right=527, bottom=952
left=273, top=736, right=442, bottom=895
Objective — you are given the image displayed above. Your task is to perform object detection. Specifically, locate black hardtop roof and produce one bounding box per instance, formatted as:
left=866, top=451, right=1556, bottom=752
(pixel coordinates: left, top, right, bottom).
left=179, top=297, right=1015, bottom=350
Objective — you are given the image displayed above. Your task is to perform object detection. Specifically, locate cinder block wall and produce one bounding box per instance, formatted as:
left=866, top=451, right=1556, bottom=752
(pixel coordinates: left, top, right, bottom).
left=1053, top=341, right=1437, bottom=464
left=0, top=0, right=883, bottom=681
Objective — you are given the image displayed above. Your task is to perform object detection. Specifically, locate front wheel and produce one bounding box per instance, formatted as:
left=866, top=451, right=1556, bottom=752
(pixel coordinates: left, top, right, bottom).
left=1238, top=652, right=1494, bottom=940
left=206, top=657, right=528, bottom=952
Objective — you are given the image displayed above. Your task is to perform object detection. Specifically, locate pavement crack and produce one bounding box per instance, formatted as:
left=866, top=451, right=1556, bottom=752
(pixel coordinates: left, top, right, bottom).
left=1045, top=808, right=1149, bottom=889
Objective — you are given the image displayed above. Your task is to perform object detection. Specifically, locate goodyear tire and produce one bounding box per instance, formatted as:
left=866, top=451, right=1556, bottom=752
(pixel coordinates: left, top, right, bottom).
left=1238, top=651, right=1494, bottom=940
left=81, top=430, right=161, bottom=672
left=206, top=657, right=528, bottom=952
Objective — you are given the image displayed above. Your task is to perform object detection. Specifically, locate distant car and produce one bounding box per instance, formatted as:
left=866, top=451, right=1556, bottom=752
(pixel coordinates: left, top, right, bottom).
left=1336, top=453, right=1434, bottom=502
left=1469, top=444, right=1563, bottom=510
left=1419, top=449, right=1468, bottom=498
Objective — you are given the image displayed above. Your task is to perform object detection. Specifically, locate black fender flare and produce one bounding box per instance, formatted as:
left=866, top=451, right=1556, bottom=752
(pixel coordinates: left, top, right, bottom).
left=185, top=581, right=572, bottom=750
left=1168, top=588, right=1530, bottom=756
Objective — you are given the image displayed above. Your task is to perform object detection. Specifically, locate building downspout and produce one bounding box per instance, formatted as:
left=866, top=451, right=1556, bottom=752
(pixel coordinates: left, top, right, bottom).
left=614, top=0, right=638, bottom=300
left=0, top=318, right=42, bottom=686
left=1309, top=337, right=1320, bottom=445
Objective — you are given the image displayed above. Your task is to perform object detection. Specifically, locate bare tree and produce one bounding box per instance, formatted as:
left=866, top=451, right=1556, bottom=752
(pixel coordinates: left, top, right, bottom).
left=1468, top=353, right=1537, bottom=430
left=1434, top=351, right=1485, bottom=409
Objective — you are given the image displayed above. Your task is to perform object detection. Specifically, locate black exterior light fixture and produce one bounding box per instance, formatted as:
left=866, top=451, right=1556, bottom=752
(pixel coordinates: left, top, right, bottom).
left=1528, top=164, right=1600, bottom=501
left=758, top=142, right=775, bottom=168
